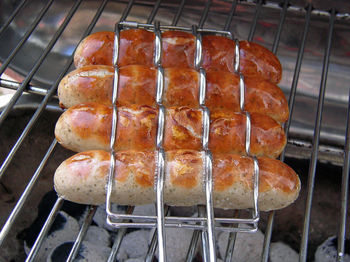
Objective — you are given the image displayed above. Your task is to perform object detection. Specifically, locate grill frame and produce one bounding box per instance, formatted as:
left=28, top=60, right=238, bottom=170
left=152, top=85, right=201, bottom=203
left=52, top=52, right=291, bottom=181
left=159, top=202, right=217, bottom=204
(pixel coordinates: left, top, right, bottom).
left=0, top=0, right=349, bottom=261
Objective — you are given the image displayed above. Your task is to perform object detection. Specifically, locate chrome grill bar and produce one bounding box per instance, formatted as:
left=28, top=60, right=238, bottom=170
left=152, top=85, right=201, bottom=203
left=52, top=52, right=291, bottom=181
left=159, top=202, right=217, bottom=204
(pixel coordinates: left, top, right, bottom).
left=0, top=0, right=55, bottom=126
left=224, top=210, right=240, bottom=262
left=0, top=0, right=109, bottom=256
left=147, top=0, right=163, bottom=24
left=0, top=139, right=57, bottom=246
left=247, top=0, right=263, bottom=42
left=0, top=78, right=54, bottom=98
left=0, top=0, right=28, bottom=37
left=107, top=206, right=134, bottom=262
left=261, top=4, right=313, bottom=261
left=272, top=0, right=289, bottom=54
left=171, top=0, right=186, bottom=26
left=26, top=197, right=64, bottom=262
left=0, top=0, right=82, bottom=180
left=66, top=206, right=97, bottom=262
left=223, top=0, right=238, bottom=31
left=299, top=8, right=336, bottom=261
left=338, top=90, right=350, bottom=261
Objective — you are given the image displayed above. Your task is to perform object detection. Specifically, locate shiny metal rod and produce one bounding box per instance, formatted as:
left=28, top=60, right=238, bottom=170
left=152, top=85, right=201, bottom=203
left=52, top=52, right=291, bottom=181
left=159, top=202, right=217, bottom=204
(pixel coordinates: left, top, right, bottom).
left=120, top=0, right=135, bottom=22
left=66, top=206, right=97, bottom=262
left=0, top=0, right=83, bottom=180
left=0, top=0, right=28, bottom=37
left=337, top=90, right=350, bottom=262
left=0, top=0, right=54, bottom=80
left=272, top=0, right=289, bottom=54
left=26, top=197, right=64, bottom=262
left=198, top=0, right=212, bottom=29
left=204, top=152, right=216, bottom=262
left=186, top=230, right=200, bottom=262
left=10, top=0, right=108, bottom=257
left=145, top=206, right=170, bottom=262
left=0, top=78, right=56, bottom=98
left=0, top=0, right=55, bottom=126
left=156, top=149, right=166, bottom=262
left=107, top=206, right=134, bottom=262
left=224, top=0, right=238, bottom=31
left=147, top=0, right=162, bottom=24
left=248, top=0, right=263, bottom=42
left=171, top=0, right=186, bottom=26
left=299, top=8, right=336, bottom=262
left=261, top=4, right=312, bottom=262
left=0, top=139, right=57, bottom=246
left=224, top=210, right=240, bottom=262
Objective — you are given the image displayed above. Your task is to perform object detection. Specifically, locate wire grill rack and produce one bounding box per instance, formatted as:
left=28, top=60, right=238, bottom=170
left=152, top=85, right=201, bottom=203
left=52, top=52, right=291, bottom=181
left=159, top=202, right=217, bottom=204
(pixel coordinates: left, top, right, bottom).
left=0, top=0, right=349, bottom=261
left=105, top=20, right=260, bottom=262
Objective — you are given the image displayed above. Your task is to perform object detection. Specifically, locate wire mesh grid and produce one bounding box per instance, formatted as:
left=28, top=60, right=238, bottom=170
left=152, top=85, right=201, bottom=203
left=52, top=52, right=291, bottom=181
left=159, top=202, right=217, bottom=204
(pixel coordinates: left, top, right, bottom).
left=105, top=20, right=260, bottom=262
left=0, top=0, right=348, bottom=261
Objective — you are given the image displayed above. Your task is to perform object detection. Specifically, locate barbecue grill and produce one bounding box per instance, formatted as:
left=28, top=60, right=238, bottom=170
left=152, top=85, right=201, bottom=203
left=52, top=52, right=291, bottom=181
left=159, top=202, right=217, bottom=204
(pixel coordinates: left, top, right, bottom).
left=0, top=0, right=349, bottom=261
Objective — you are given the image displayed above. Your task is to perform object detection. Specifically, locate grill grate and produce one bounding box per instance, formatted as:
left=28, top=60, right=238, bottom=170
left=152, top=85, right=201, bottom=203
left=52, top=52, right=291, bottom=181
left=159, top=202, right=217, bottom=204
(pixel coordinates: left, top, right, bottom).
left=0, top=0, right=349, bottom=261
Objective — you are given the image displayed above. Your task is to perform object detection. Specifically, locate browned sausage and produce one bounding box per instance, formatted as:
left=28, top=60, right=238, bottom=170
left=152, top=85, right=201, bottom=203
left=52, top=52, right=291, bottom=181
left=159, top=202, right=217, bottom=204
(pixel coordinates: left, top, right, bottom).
left=54, top=103, right=286, bottom=158
left=74, top=30, right=282, bottom=83
left=54, top=150, right=300, bottom=211
left=58, top=65, right=288, bottom=123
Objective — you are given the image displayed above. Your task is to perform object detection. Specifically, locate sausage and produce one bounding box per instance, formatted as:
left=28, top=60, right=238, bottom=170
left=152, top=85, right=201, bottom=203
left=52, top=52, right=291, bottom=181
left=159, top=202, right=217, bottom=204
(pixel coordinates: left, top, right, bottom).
left=54, top=150, right=300, bottom=211
left=73, top=30, right=282, bottom=83
left=54, top=103, right=286, bottom=158
left=58, top=65, right=288, bottom=123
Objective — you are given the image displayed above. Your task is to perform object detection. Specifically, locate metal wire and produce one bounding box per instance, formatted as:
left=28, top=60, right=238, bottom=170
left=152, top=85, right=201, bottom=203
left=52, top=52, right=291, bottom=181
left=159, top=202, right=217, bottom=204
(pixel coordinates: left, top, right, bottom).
left=272, top=0, right=289, bottom=54
left=261, top=4, right=312, bottom=262
left=191, top=20, right=217, bottom=261
left=16, top=1, right=109, bottom=260
left=0, top=139, right=57, bottom=246
left=0, top=78, right=55, bottom=98
left=299, top=8, right=336, bottom=262
left=0, top=0, right=82, bottom=181
left=26, top=197, right=64, bottom=262
left=171, top=0, right=186, bottom=26
left=66, top=206, right=97, bottom=262
left=337, top=90, right=350, bottom=262
left=0, top=0, right=55, bottom=126
left=103, top=22, right=261, bottom=231
left=105, top=0, right=138, bottom=229
left=154, top=20, right=167, bottom=262
left=224, top=0, right=238, bottom=31
left=105, top=23, right=120, bottom=220
left=0, top=0, right=28, bottom=37
left=247, top=0, right=263, bottom=42
left=103, top=15, right=263, bottom=262
left=199, top=206, right=209, bottom=262
left=186, top=230, right=200, bottom=262
left=107, top=206, right=134, bottom=262
left=147, top=0, right=162, bottom=24
left=198, top=0, right=212, bottom=29
left=224, top=210, right=240, bottom=262
left=144, top=206, right=170, bottom=262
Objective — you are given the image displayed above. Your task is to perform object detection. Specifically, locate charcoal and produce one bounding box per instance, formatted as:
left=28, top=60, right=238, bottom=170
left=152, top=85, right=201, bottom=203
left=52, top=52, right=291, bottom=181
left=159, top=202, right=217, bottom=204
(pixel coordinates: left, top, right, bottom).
left=315, top=236, right=350, bottom=262
left=217, top=227, right=264, bottom=261
left=270, top=242, right=298, bottom=262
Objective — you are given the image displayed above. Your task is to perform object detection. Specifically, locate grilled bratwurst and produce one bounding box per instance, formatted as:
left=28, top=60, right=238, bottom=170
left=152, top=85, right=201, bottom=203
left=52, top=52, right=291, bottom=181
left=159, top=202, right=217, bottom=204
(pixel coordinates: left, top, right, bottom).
left=58, top=65, right=288, bottom=123
left=54, top=103, right=286, bottom=158
left=54, top=150, right=300, bottom=211
left=73, top=30, right=282, bottom=84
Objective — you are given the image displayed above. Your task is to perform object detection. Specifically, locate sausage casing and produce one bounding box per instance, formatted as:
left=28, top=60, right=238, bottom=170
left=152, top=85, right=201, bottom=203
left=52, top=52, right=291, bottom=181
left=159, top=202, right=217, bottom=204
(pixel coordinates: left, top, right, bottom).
left=54, top=103, right=286, bottom=158
left=58, top=65, right=288, bottom=123
left=74, top=30, right=282, bottom=83
left=54, top=150, right=300, bottom=211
